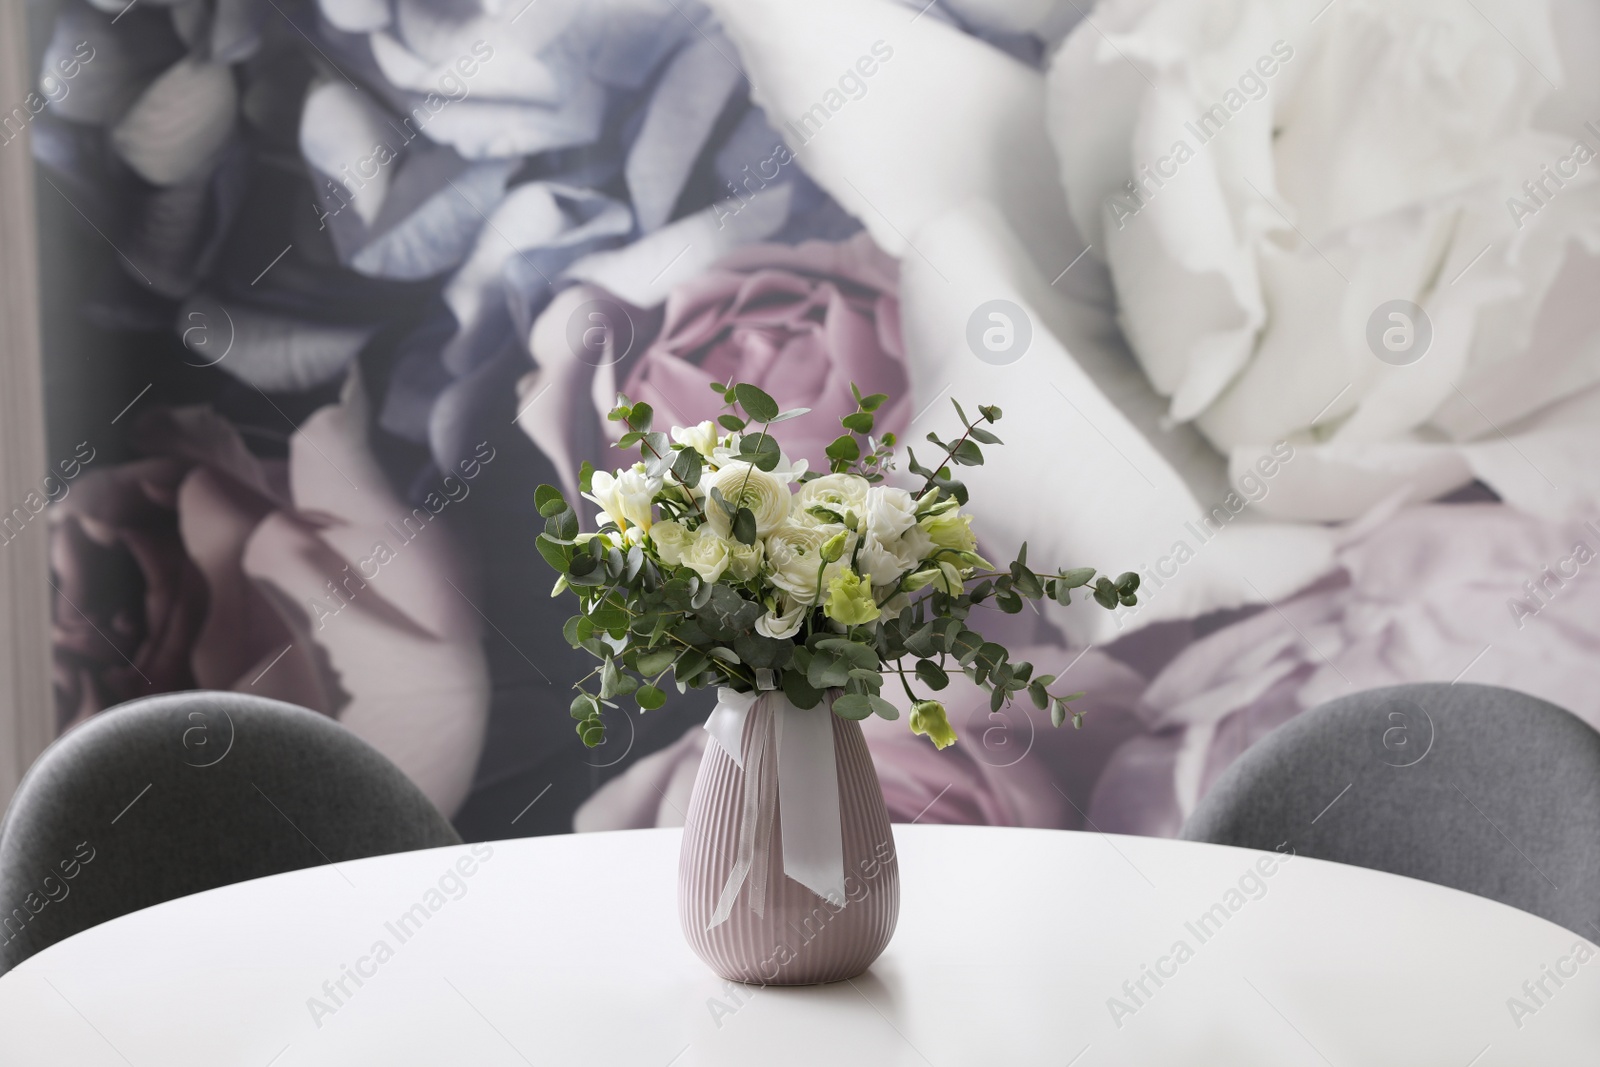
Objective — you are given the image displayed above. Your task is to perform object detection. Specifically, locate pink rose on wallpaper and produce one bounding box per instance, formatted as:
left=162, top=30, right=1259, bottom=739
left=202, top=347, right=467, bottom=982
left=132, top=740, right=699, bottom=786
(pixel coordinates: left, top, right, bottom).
left=1088, top=503, right=1600, bottom=838
left=50, top=408, right=332, bottom=724
left=518, top=233, right=910, bottom=497
left=48, top=382, right=490, bottom=816
left=620, top=233, right=909, bottom=468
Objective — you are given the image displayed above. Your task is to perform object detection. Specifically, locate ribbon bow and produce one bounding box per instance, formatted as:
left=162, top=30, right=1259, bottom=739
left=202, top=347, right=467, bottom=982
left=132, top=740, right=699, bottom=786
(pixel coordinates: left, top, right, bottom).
left=703, top=688, right=847, bottom=929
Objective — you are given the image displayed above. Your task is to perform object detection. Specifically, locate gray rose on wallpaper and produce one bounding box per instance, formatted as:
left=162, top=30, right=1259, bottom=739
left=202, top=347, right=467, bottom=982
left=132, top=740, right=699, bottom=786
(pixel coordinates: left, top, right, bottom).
left=49, top=382, right=489, bottom=816
left=360, top=0, right=864, bottom=484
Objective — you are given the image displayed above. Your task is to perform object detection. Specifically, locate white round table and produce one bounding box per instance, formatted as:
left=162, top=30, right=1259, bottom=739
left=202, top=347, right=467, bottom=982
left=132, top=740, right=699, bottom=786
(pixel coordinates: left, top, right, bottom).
left=1, top=826, right=1594, bottom=1065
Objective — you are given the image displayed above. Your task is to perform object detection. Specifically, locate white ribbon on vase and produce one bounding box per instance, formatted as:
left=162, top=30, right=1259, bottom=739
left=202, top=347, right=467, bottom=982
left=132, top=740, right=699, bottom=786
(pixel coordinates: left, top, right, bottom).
left=703, top=688, right=847, bottom=929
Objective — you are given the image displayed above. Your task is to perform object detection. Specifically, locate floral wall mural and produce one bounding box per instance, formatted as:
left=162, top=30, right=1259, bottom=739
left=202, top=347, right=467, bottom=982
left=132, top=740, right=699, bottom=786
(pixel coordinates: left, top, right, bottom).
left=26, top=0, right=1600, bottom=840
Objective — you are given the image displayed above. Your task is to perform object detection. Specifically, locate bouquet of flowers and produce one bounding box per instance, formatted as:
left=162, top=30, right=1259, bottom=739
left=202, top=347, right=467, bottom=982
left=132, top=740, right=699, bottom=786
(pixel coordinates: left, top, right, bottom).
left=535, top=382, right=1139, bottom=751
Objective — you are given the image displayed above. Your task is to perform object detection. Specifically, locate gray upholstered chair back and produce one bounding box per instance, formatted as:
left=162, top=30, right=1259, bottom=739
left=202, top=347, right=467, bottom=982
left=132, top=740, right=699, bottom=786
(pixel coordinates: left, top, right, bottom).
left=0, top=691, right=461, bottom=974
left=1182, top=683, right=1600, bottom=936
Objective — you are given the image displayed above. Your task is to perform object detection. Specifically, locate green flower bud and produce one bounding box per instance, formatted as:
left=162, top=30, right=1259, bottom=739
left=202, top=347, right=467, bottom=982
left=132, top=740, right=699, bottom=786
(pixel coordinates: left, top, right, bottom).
left=819, top=529, right=849, bottom=564
left=910, top=700, right=958, bottom=750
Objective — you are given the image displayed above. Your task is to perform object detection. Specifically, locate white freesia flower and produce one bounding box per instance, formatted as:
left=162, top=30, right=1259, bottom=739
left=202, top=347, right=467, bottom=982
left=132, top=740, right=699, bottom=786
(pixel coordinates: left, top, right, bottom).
left=582, top=464, right=661, bottom=531
left=793, top=473, right=870, bottom=528
left=701, top=462, right=792, bottom=538
left=1050, top=0, right=1600, bottom=520
left=764, top=522, right=848, bottom=605
left=681, top=526, right=733, bottom=584
left=672, top=420, right=721, bottom=459
left=755, top=596, right=807, bottom=639
left=649, top=519, right=693, bottom=567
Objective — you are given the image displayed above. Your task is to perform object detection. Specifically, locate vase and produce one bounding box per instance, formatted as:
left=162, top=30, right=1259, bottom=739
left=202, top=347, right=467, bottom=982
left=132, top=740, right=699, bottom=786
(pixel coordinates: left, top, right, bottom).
left=678, top=689, right=899, bottom=985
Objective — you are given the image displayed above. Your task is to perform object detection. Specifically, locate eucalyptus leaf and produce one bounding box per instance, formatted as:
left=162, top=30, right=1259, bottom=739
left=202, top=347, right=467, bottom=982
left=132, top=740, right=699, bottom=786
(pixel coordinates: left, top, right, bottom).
left=731, top=507, right=757, bottom=546
left=783, top=666, right=824, bottom=709
left=914, top=659, right=949, bottom=690
left=734, top=383, right=779, bottom=422
left=806, top=650, right=852, bottom=690
left=535, top=534, right=571, bottom=572
left=636, top=648, right=677, bottom=676
left=1059, top=566, right=1096, bottom=589
left=831, top=693, right=874, bottom=720
left=968, top=426, right=1001, bottom=445
left=825, top=435, right=860, bottom=463
left=535, top=484, right=566, bottom=516
left=951, top=440, right=984, bottom=466
left=671, top=447, right=702, bottom=487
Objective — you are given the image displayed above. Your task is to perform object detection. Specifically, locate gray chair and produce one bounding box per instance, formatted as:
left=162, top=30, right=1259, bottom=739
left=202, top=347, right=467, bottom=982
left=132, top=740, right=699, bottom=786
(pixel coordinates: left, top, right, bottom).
left=1182, top=683, right=1600, bottom=936
left=0, top=691, right=461, bottom=974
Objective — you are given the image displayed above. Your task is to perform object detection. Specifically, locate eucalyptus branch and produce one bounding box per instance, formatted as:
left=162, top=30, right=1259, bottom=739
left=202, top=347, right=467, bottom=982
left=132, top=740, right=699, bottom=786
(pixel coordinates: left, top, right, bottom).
left=913, top=410, right=994, bottom=498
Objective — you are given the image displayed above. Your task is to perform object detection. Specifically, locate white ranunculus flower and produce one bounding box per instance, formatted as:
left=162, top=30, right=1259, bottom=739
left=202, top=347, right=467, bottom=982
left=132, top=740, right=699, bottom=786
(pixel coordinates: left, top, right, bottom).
left=582, top=464, right=661, bottom=532
left=755, top=596, right=807, bottom=639
left=793, top=473, right=871, bottom=528
left=681, top=526, right=732, bottom=584
left=764, top=522, right=847, bottom=605
left=1050, top=0, right=1600, bottom=520
left=648, top=519, right=692, bottom=567
left=701, top=462, right=793, bottom=538
left=672, top=420, right=721, bottom=459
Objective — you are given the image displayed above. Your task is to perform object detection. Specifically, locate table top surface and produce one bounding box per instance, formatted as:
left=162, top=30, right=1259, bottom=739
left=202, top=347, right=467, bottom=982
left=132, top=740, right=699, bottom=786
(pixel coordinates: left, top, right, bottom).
left=1, top=825, right=1594, bottom=1066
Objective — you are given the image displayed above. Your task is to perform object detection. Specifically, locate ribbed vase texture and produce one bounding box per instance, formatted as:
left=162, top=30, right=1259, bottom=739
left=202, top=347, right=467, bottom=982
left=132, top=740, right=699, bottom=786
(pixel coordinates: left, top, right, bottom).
left=678, top=696, right=899, bottom=985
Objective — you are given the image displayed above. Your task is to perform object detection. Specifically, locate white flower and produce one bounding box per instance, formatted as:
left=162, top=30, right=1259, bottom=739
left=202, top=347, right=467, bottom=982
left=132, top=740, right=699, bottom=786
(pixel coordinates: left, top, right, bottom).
left=701, top=462, right=793, bottom=539
left=755, top=597, right=807, bottom=639
left=863, top=485, right=920, bottom=542
left=672, top=420, right=721, bottom=458
left=764, top=522, right=848, bottom=605
left=726, top=538, right=765, bottom=582
left=858, top=524, right=935, bottom=587
left=649, top=519, right=693, bottom=567
left=1050, top=0, right=1600, bottom=520
left=582, top=465, right=661, bottom=531
left=793, top=473, right=870, bottom=528
left=681, top=526, right=732, bottom=584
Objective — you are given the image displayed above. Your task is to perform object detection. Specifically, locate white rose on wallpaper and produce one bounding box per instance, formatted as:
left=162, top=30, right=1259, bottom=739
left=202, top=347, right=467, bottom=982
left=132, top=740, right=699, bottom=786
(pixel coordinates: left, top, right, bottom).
left=1051, top=0, right=1600, bottom=521
left=702, top=0, right=1342, bottom=643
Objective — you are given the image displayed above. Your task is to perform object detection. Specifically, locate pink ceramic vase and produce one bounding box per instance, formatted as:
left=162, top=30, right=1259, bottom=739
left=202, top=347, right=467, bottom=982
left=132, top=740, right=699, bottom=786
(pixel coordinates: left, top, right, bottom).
left=678, top=692, right=899, bottom=985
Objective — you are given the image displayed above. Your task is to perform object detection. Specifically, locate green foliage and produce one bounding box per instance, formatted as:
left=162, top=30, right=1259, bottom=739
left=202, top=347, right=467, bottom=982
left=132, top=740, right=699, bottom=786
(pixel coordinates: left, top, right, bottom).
left=734, top=383, right=780, bottom=423
left=534, top=382, right=1137, bottom=749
